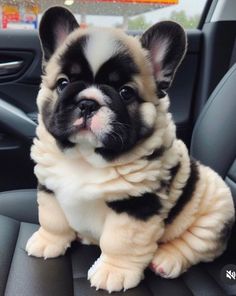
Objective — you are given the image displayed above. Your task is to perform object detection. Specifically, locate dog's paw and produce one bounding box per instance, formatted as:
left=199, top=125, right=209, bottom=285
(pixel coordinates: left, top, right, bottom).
left=26, top=230, right=70, bottom=259
left=150, top=247, right=184, bottom=279
left=88, top=256, right=143, bottom=293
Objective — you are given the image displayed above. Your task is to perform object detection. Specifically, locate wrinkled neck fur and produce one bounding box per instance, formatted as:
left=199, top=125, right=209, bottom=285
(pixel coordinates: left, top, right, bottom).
left=32, top=96, right=191, bottom=204
left=36, top=96, right=177, bottom=163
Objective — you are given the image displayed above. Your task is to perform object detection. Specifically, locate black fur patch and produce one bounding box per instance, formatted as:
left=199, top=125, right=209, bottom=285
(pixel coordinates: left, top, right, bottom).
left=95, top=52, right=140, bottom=92
left=94, top=84, right=153, bottom=160
left=169, top=162, right=181, bottom=181
left=165, top=160, right=199, bottom=224
left=146, top=147, right=165, bottom=160
left=219, top=218, right=235, bottom=242
left=60, top=35, right=93, bottom=85
left=42, top=81, right=90, bottom=149
left=161, top=162, right=181, bottom=191
left=39, top=7, right=79, bottom=61
left=161, top=163, right=180, bottom=193
left=106, top=192, right=162, bottom=221
left=38, top=183, right=54, bottom=194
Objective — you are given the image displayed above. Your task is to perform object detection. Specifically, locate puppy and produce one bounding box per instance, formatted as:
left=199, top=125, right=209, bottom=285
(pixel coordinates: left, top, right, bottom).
left=26, top=6, right=235, bottom=293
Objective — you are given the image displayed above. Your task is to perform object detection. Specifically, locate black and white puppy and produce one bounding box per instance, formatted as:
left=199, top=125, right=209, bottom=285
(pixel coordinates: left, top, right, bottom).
left=26, top=6, right=235, bottom=293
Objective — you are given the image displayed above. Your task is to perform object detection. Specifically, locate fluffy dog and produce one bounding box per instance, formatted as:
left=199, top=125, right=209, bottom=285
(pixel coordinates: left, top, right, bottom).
left=26, top=6, right=235, bottom=293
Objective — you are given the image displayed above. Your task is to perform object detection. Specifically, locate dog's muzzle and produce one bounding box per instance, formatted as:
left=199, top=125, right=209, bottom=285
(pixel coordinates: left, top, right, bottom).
left=78, top=99, right=100, bottom=119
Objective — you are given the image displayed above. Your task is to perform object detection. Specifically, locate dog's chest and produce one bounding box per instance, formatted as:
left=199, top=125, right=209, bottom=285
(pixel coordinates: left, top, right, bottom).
left=40, top=157, right=113, bottom=240
left=34, top=140, right=160, bottom=240
left=58, top=194, right=108, bottom=242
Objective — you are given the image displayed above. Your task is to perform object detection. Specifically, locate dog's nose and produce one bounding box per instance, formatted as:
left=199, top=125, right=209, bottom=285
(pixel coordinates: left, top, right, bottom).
left=78, top=99, right=99, bottom=117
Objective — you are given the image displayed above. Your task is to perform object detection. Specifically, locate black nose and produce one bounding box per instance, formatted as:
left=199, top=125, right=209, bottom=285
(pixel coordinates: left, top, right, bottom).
left=78, top=99, right=99, bottom=117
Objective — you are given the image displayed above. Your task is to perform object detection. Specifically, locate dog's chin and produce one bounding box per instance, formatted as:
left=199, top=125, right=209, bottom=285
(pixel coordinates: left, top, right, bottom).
left=68, top=129, right=101, bottom=148
left=68, top=110, right=113, bottom=148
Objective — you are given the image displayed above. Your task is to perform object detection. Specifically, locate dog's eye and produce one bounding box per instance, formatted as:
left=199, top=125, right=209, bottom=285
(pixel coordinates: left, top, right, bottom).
left=56, top=77, right=69, bottom=92
left=119, top=86, right=136, bottom=102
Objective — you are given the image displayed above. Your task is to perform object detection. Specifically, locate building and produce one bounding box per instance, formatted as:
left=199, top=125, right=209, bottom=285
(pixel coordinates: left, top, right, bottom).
left=0, top=0, right=178, bottom=30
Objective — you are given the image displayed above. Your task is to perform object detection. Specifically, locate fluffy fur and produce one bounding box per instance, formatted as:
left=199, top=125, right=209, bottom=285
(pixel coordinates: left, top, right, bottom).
left=26, top=6, right=235, bottom=293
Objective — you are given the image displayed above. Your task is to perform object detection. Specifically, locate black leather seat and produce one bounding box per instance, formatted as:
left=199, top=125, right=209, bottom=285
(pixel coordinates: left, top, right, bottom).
left=1, top=64, right=236, bottom=296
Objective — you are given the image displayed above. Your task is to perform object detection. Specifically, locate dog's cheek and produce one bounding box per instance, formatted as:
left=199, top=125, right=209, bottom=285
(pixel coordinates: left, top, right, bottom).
left=138, top=102, right=157, bottom=138
left=90, top=107, right=114, bottom=137
left=37, top=86, right=53, bottom=113
left=139, top=102, right=157, bottom=128
left=41, top=99, right=54, bottom=130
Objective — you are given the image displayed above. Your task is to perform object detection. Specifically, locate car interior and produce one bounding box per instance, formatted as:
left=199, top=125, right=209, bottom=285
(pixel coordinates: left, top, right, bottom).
left=0, top=0, right=235, bottom=295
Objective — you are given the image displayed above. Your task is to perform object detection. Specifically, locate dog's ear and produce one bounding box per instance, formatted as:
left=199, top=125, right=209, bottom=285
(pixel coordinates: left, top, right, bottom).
left=39, top=6, right=79, bottom=61
left=141, top=21, right=186, bottom=98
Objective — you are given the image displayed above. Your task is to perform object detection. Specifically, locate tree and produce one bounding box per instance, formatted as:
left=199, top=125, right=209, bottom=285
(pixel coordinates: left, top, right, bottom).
left=168, top=10, right=200, bottom=29
left=128, top=15, right=151, bottom=30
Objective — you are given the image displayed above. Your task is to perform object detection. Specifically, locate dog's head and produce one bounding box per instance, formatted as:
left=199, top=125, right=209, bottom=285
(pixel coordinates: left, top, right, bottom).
left=38, top=6, right=186, bottom=161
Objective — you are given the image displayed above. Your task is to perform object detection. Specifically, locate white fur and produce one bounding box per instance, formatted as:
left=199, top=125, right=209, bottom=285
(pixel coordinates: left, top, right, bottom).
left=78, top=86, right=106, bottom=105
left=85, top=30, right=120, bottom=75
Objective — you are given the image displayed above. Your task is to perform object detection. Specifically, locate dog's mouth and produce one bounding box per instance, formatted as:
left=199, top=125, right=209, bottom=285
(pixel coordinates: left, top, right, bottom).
left=73, top=117, right=92, bottom=131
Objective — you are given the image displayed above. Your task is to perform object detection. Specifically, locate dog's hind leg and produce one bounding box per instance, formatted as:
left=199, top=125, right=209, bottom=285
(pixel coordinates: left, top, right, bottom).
left=150, top=207, right=234, bottom=279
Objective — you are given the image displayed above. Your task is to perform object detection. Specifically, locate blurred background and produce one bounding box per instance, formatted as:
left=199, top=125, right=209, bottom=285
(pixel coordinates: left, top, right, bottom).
left=0, top=0, right=207, bottom=30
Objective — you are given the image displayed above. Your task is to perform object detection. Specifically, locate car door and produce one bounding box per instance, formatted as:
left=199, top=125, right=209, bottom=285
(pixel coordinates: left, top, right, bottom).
left=0, top=29, right=41, bottom=191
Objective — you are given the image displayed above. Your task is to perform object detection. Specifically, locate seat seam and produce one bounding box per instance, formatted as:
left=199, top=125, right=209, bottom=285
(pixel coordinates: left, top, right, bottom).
left=3, top=221, right=21, bottom=295
left=202, top=264, right=228, bottom=295
left=0, top=213, right=39, bottom=225
left=176, top=277, right=194, bottom=296
left=68, top=251, right=76, bottom=296
left=225, top=175, right=236, bottom=184
left=0, top=189, right=36, bottom=196
left=181, top=273, right=203, bottom=296
left=223, top=152, right=236, bottom=180
left=143, top=277, right=157, bottom=296
left=226, top=173, right=236, bottom=184
left=195, top=65, right=236, bottom=129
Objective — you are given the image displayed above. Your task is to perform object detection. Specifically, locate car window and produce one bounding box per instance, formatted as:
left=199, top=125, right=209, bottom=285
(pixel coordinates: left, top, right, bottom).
left=0, top=0, right=207, bottom=31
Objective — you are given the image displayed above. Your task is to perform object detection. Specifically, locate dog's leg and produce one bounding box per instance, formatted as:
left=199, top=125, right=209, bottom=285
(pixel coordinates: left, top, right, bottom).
left=150, top=213, right=233, bottom=279
left=26, top=190, right=76, bottom=259
left=88, top=212, right=164, bottom=292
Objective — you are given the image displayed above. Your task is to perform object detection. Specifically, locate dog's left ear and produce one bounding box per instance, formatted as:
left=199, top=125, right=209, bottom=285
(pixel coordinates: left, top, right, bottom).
left=141, top=21, right=187, bottom=98
left=39, top=6, right=79, bottom=61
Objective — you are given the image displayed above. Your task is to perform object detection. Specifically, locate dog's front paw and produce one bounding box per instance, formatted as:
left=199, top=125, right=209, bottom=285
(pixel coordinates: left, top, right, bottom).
left=150, top=247, right=184, bottom=279
left=26, top=230, right=71, bottom=259
left=88, top=256, right=143, bottom=293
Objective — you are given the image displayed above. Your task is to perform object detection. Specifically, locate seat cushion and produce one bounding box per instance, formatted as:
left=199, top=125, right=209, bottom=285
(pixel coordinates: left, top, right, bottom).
left=0, top=190, right=236, bottom=296
left=0, top=189, right=38, bottom=224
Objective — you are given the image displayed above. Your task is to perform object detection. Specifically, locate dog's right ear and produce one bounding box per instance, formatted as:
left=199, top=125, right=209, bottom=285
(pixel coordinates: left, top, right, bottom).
left=39, top=6, right=79, bottom=61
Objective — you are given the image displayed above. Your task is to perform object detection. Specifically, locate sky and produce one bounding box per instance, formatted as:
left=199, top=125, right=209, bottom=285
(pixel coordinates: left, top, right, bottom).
left=85, top=0, right=207, bottom=27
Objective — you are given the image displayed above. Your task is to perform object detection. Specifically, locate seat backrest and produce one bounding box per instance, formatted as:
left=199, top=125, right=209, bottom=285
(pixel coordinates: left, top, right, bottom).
left=191, top=63, right=236, bottom=203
